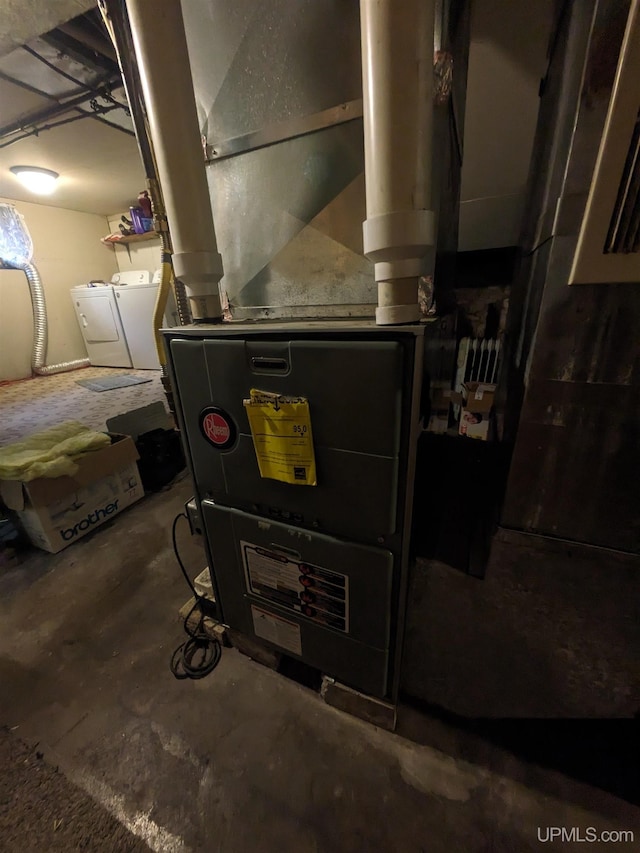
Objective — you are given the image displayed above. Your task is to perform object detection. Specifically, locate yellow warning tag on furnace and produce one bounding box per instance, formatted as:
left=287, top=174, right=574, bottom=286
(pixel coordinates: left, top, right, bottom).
left=243, top=389, right=317, bottom=486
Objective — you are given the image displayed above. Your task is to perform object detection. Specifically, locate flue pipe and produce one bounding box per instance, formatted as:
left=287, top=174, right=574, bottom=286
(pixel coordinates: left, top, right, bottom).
left=360, top=0, right=436, bottom=325
left=125, top=0, right=223, bottom=322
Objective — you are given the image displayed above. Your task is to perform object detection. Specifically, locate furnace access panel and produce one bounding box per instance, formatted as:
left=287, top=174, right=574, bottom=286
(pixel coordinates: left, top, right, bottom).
left=167, top=324, right=423, bottom=698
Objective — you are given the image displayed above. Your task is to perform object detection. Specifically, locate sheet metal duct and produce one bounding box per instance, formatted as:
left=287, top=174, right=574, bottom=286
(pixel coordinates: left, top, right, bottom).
left=25, top=263, right=90, bottom=375
left=181, top=0, right=455, bottom=322
left=182, top=0, right=375, bottom=320
left=0, top=203, right=90, bottom=375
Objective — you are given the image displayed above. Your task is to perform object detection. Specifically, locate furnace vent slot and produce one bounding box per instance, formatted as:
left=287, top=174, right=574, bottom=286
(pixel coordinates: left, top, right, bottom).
left=251, top=357, right=289, bottom=373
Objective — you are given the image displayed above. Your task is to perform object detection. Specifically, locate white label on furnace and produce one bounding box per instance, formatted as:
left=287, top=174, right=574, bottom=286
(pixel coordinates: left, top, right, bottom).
left=241, top=541, right=349, bottom=633
left=251, top=605, right=302, bottom=656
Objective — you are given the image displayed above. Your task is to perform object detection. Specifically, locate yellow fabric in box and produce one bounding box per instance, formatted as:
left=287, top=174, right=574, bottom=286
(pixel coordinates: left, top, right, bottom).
left=0, top=421, right=111, bottom=481
left=243, top=389, right=317, bottom=486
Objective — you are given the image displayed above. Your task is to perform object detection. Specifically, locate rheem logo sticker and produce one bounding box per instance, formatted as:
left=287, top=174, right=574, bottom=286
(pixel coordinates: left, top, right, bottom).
left=199, top=407, right=236, bottom=449
left=203, top=413, right=229, bottom=444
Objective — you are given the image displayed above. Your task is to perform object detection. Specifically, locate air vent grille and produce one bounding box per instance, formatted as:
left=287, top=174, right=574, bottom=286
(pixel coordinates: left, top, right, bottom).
left=569, top=0, right=640, bottom=284
left=604, top=107, right=640, bottom=254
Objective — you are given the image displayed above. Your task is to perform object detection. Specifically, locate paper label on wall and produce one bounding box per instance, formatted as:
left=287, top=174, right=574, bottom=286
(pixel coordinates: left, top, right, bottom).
left=243, top=389, right=317, bottom=486
left=242, top=541, right=349, bottom=633
left=251, top=605, right=302, bottom=656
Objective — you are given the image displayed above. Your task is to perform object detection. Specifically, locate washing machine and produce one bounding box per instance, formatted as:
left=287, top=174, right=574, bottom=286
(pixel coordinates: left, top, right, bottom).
left=71, top=283, right=132, bottom=368
left=70, top=270, right=150, bottom=368
left=110, top=270, right=150, bottom=287
left=113, top=270, right=178, bottom=370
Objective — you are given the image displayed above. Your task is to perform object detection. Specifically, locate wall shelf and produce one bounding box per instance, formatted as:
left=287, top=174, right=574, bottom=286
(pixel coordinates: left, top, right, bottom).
left=101, top=231, right=159, bottom=246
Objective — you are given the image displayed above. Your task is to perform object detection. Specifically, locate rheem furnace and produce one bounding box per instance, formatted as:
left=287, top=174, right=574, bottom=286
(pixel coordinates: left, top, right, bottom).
left=165, top=320, right=427, bottom=700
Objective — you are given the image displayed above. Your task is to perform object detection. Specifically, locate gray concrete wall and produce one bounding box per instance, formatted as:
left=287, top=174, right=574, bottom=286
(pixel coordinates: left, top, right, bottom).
left=402, top=532, right=640, bottom=717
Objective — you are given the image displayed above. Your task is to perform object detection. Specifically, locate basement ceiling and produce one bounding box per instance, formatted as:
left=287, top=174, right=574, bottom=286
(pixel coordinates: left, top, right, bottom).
left=0, top=7, right=145, bottom=217
left=0, top=0, right=95, bottom=57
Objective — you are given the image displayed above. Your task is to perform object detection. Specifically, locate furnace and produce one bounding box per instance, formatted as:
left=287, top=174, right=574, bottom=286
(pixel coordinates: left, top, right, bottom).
left=105, top=0, right=448, bottom=709
left=165, top=320, right=427, bottom=699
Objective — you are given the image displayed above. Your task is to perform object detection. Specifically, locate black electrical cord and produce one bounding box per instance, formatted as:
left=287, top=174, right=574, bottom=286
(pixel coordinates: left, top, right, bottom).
left=169, top=512, right=222, bottom=680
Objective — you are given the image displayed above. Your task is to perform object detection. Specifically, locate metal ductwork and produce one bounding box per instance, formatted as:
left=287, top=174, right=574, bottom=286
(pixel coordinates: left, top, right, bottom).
left=24, top=263, right=91, bottom=375
left=124, top=0, right=224, bottom=323
left=104, top=0, right=441, bottom=325
left=0, top=204, right=90, bottom=376
left=360, top=0, right=436, bottom=325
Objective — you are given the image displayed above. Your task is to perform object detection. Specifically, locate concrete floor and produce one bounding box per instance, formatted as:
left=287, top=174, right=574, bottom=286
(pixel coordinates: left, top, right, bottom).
left=1, top=475, right=638, bottom=852
left=0, top=367, right=166, bottom=446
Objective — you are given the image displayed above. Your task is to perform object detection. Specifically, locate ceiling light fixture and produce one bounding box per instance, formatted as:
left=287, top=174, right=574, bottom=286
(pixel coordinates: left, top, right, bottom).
left=10, top=166, right=59, bottom=196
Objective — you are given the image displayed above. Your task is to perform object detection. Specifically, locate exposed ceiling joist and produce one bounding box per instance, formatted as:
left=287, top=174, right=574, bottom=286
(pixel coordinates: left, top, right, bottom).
left=0, top=8, right=132, bottom=150
left=0, top=0, right=95, bottom=58
left=0, top=84, right=118, bottom=138
left=41, top=29, right=117, bottom=78
left=0, top=104, right=134, bottom=150
left=0, top=3, right=146, bottom=215
left=57, top=21, right=117, bottom=62
left=0, top=68, right=59, bottom=101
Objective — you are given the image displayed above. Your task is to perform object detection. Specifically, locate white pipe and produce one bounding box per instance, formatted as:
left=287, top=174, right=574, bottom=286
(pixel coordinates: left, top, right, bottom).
left=360, top=0, right=436, bottom=325
left=125, top=0, right=223, bottom=322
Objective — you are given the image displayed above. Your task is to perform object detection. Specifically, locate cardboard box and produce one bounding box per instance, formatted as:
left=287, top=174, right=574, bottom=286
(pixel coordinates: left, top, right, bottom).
left=0, top=434, right=143, bottom=553
left=453, top=382, right=496, bottom=441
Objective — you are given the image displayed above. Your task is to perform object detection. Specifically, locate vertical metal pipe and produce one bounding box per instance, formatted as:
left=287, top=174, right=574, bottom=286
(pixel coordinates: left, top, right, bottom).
left=360, top=0, right=436, bottom=325
left=125, top=0, right=223, bottom=322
